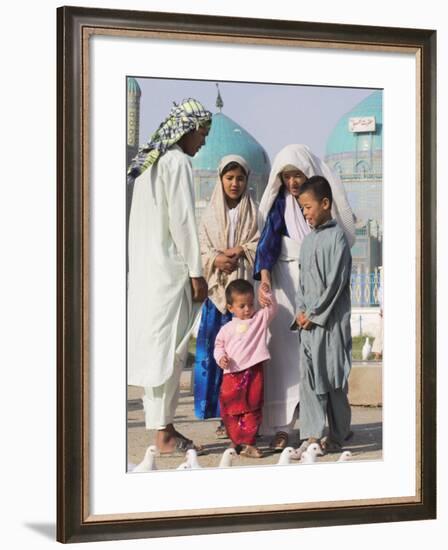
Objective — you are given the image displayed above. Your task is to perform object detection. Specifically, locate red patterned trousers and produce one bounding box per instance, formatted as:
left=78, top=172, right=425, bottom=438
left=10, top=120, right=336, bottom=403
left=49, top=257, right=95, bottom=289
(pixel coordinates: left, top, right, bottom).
left=219, top=363, right=264, bottom=446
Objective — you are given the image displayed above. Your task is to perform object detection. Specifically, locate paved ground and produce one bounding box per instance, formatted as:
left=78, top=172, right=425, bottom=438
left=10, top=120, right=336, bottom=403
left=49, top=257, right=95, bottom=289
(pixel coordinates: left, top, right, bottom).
left=127, top=367, right=382, bottom=470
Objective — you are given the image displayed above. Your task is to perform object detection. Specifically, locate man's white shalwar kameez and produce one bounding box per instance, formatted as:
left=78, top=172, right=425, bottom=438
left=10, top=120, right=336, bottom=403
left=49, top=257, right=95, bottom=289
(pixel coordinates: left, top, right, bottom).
left=128, top=145, right=202, bottom=429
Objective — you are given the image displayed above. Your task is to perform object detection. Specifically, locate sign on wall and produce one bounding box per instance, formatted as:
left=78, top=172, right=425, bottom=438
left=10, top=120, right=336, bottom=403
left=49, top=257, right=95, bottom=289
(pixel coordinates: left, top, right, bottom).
left=349, top=116, right=376, bottom=132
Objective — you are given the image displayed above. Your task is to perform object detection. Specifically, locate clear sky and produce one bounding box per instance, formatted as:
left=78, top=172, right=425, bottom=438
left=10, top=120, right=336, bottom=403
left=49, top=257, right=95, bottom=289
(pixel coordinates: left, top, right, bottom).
left=135, top=76, right=378, bottom=162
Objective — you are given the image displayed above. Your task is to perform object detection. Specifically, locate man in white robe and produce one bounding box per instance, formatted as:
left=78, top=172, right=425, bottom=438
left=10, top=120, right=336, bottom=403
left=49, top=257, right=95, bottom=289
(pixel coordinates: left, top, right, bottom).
left=127, top=98, right=211, bottom=453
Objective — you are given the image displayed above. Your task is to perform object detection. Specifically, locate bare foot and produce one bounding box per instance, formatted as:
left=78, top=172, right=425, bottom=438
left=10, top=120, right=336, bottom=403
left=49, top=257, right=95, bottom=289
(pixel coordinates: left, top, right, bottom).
left=155, top=426, right=177, bottom=453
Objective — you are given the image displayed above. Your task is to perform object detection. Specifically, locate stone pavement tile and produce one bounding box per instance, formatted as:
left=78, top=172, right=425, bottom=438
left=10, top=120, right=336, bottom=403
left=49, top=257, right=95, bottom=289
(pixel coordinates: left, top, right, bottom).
left=127, top=382, right=383, bottom=471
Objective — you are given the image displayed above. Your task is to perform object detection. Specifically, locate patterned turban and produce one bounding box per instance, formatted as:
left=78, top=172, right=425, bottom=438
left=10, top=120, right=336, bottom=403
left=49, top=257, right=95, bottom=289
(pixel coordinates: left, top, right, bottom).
left=127, top=98, right=212, bottom=184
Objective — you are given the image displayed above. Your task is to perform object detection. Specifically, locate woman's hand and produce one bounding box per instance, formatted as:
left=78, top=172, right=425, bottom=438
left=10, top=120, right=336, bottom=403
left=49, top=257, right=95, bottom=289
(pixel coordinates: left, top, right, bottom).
left=258, top=273, right=272, bottom=307
left=218, top=354, right=229, bottom=369
left=214, top=253, right=238, bottom=274
left=224, top=246, right=244, bottom=260
left=260, top=282, right=270, bottom=294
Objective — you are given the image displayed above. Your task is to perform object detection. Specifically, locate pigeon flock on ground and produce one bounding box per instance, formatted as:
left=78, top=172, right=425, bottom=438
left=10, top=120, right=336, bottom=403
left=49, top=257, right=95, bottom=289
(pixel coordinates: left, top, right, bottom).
left=129, top=441, right=354, bottom=472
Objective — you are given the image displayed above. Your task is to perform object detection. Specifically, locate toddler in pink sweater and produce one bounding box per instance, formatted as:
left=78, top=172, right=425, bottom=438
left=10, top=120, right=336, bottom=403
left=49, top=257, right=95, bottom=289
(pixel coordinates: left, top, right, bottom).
left=214, top=279, right=277, bottom=458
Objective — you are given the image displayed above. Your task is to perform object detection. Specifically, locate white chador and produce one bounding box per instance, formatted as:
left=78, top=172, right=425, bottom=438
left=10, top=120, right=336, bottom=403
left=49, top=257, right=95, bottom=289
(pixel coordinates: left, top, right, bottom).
left=257, top=144, right=356, bottom=435
left=127, top=145, right=202, bottom=425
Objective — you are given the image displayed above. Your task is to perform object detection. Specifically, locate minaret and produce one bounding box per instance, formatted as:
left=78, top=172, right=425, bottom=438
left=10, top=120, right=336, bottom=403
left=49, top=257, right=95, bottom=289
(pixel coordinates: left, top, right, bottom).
left=216, top=83, right=224, bottom=113
left=127, top=77, right=141, bottom=167
left=126, top=77, right=141, bottom=272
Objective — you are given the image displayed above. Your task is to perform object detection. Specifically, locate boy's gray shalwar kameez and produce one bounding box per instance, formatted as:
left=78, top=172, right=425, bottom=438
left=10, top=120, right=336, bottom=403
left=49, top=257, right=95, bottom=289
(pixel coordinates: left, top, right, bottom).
left=293, top=219, right=352, bottom=444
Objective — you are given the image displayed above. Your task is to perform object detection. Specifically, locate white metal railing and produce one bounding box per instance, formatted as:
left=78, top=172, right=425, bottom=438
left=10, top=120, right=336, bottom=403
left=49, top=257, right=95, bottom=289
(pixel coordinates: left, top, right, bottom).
left=350, top=266, right=381, bottom=307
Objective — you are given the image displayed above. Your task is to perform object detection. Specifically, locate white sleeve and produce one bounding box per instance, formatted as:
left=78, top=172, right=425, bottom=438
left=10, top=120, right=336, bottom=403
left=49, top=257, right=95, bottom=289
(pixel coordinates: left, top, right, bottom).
left=162, top=154, right=203, bottom=277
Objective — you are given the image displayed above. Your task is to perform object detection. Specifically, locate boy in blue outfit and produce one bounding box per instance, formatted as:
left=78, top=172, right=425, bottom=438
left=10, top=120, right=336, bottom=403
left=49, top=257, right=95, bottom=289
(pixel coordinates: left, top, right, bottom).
left=292, top=175, right=352, bottom=453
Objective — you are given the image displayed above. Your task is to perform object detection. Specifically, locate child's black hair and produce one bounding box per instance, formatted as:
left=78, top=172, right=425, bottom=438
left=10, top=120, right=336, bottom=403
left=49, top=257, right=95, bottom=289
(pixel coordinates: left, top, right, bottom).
left=220, top=161, right=248, bottom=178
left=225, top=279, right=254, bottom=305
left=298, top=175, right=333, bottom=207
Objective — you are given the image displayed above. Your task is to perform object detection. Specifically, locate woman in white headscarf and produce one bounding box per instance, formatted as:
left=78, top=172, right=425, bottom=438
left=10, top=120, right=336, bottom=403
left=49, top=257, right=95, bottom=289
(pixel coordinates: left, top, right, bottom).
left=254, top=144, right=355, bottom=451
left=194, top=155, right=259, bottom=434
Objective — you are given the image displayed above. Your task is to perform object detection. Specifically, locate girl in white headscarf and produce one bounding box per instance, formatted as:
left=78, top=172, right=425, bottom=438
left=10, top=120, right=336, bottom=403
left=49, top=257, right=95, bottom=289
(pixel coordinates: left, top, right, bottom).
left=194, top=155, right=260, bottom=434
left=254, top=144, right=355, bottom=451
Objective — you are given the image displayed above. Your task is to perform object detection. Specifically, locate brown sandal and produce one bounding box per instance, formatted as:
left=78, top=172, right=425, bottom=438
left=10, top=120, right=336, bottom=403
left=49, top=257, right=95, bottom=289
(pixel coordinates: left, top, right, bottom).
left=158, top=435, right=207, bottom=457
left=320, top=436, right=342, bottom=454
left=215, top=424, right=228, bottom=439
left=170, top=430, right=205, bottom=455
left=269, top=431, right=289, bottom=452
left=240, top=445, right=264, bottom=458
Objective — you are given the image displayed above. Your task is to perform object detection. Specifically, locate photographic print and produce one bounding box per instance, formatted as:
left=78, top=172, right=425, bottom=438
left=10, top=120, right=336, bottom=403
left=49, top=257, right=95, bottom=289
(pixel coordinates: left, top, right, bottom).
left=57, top=6, right=435, bottom=542
left=126, top=78, right=384, bottom=472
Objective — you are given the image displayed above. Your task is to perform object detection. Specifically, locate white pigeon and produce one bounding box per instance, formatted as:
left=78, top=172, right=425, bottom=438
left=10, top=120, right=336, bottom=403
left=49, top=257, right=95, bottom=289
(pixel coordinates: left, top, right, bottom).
left=132, top=445, right=158, bottom=472
left=219, top=448, right=237, bottom=468
left=362, top=336, right=372, bottom=360
left=293, top=438, right=320, bottom=461
left=299, top=451, right=313, bottom=464
left=307, top=442, right=324, bottom=459
left=184, top=448, right=202, bottom=469
left=176, top=462, right=190, bottom=470
left=300, top=443, right=324, bottom=464
left=337, top=450, right=353, bottom=462
left=277, top=446, right=297, bottom=465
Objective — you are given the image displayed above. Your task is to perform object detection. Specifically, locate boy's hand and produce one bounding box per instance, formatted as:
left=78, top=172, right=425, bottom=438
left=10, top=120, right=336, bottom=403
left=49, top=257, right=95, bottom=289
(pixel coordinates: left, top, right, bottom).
left=296, top=312, right=306, bottom=326
left=302, top=319, right=314, bottom=330
left=296, top=312, right=314, bottom=330
left=218, top=355, right=229, bottom=369
left=258, top=282, right=272, bottom=307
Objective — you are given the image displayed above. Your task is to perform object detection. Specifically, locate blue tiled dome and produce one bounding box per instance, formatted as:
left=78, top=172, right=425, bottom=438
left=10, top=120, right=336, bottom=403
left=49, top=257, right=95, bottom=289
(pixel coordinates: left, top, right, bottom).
left=325, top=91, right=382, bottom=156
left=127, top=77, right=141, bottom=96
left=192, top=113, right=270, bottom=175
